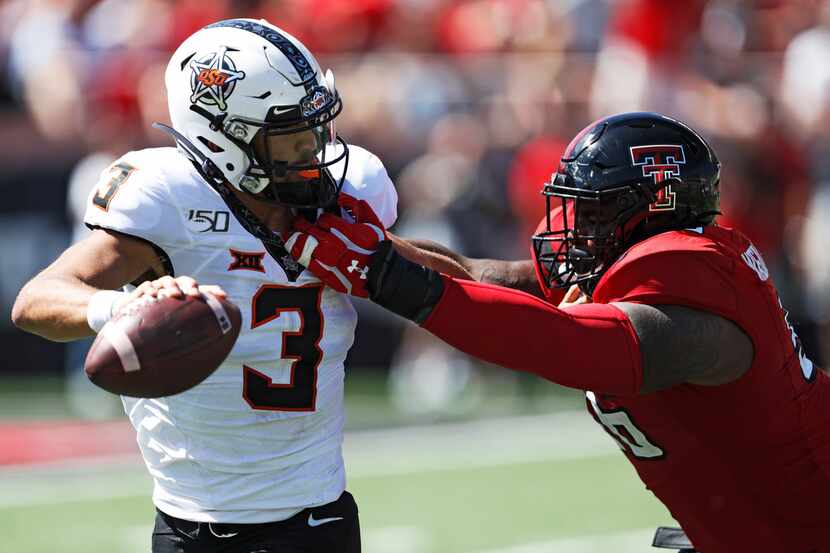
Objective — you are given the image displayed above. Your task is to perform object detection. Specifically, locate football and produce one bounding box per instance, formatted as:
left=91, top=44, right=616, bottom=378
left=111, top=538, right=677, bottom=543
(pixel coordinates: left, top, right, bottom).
left=84, top=293, right=242, bottom=398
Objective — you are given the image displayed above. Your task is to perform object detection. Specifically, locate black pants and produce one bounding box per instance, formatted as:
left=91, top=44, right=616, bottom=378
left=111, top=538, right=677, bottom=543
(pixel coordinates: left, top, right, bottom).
left=152, top=491, right=360, bottom=553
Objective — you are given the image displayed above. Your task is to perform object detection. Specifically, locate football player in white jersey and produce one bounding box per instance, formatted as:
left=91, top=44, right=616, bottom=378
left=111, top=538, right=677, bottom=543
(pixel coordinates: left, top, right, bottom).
left=12, top=19, right=398, bottom=553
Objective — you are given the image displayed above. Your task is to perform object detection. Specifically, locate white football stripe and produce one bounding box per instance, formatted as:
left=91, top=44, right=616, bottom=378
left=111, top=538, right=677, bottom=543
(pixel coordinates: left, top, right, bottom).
left=344, top=411, right=617, bottom=478
left=203, top=293, right=232, bottom=334
left=329, top=227, right=375, bottom=255
left=100, top=323, right=141, bottom=373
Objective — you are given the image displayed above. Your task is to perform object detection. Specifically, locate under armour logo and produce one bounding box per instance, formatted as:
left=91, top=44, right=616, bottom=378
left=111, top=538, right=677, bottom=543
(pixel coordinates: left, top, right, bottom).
left=346, top=259, right=369, bottom=279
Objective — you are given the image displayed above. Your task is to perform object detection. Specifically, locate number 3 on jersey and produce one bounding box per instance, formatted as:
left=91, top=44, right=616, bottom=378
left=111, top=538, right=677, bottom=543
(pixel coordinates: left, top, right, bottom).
left=244, top=285, right=324, bottom=411
left=93, top=162, right=136, bottom=211
left=586, top=391, right=665, bottom=459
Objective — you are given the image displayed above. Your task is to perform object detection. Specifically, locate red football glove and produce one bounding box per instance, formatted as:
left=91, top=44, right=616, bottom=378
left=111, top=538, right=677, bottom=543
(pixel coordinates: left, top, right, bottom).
left=285, top=194, right=387, bottom=297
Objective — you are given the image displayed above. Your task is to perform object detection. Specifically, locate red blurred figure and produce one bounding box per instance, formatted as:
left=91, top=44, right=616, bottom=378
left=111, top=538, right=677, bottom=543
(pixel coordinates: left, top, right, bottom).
left=611, top=0, right=705, bottom=61
left=507, top=136, right=567, bottom=243
left=256, top=0, right=393, bottom=53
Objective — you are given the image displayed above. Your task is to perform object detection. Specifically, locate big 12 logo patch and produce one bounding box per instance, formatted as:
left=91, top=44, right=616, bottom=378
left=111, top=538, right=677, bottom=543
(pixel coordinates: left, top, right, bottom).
left=629, top=145, right=685, bottom=212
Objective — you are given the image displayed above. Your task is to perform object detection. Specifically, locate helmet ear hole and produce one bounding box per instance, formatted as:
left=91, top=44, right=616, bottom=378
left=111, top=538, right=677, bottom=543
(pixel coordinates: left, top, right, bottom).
left=197, top=136, right=224, bottom=153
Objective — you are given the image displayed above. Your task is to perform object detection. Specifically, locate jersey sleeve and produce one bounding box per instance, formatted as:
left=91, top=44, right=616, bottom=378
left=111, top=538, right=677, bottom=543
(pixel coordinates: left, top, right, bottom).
left=340, top=145, right=398, bottom=229
left=421, top=277, right=643, bottom=395
left=594, top=231, right=740, bottom=322
left=83, top=153, right=188, bottom=273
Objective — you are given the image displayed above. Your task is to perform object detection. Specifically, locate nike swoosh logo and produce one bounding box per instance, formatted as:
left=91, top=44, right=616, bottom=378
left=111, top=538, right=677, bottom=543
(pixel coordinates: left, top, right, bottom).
left=307, top=513, right=344, bottom=527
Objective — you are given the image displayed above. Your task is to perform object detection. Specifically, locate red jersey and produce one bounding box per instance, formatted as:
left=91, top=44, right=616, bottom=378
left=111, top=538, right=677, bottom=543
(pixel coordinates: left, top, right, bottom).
left=589, top=225, right=830, bottom=552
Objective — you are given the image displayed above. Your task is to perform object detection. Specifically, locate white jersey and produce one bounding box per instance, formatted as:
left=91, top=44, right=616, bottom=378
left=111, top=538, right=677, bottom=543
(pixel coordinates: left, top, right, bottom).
left=83, top=145, right=397, bottom=523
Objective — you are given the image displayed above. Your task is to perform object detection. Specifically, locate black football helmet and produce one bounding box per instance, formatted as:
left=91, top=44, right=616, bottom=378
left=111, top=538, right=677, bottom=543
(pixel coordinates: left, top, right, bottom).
left=531, top=112, right=721, bottom=295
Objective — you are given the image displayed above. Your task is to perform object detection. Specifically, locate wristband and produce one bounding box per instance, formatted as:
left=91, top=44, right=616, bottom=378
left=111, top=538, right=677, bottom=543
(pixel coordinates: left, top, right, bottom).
left=86, top=290, right=128, bottom=333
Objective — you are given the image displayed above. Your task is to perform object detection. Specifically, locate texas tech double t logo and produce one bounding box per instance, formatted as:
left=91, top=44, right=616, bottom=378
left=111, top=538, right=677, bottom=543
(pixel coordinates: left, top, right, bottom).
left=629, top=145, right=685, bottom=212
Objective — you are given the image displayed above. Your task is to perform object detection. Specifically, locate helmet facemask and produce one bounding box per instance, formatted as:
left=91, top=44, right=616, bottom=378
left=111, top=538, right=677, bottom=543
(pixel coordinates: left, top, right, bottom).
left=530, top=112, right=723, bottom=297
left=227, top=85, right=348, bottom=209
left=532, top=175, right=674, bottom=294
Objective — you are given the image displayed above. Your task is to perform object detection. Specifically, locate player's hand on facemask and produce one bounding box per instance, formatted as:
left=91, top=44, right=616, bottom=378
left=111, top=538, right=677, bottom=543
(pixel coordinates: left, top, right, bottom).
left=285, top=194, right=387, bottom=297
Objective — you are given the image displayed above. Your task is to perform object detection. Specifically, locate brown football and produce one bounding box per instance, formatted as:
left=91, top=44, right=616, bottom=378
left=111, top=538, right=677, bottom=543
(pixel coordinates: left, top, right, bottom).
left=84, top=293, right=242, bottom=398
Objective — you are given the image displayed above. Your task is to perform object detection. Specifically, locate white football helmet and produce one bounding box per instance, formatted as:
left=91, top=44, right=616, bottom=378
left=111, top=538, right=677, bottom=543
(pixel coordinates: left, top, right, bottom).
left=164, top=18, right=348, bottom=208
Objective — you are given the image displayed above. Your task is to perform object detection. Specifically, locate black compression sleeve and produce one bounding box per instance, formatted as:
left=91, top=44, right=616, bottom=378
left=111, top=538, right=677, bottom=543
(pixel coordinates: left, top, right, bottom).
left=367, top=241, right=445, bottom=324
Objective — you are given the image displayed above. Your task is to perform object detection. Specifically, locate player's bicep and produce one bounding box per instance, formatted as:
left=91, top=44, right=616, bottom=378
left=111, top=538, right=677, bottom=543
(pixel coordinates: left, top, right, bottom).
left=40, top=229, right=164, bottom=289
left=613, top=302, right=754, bottom=393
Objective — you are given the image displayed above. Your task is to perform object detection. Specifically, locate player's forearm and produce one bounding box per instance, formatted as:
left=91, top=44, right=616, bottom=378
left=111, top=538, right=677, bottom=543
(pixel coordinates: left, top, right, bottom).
left=468, top=259, right=543, bottom=298
left=12, top=276, right=99, bottom=341
left=12, top=229, right=163, bottom=342
left=389, top=234, right=475, bottom=280
left=392, top=235, right=542, bottom=297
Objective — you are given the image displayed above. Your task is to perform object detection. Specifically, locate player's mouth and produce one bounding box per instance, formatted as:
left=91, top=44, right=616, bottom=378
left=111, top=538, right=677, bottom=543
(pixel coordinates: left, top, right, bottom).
left=270, top=168, right=320, bottom=184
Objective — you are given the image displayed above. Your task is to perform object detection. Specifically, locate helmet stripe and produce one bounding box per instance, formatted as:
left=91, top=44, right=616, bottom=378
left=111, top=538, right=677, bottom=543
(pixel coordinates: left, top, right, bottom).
left=206, top=19, right=316, bottom=90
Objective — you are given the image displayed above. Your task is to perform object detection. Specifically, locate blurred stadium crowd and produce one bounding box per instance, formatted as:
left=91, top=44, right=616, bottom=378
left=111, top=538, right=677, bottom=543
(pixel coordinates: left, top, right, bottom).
left=0, top=0, right=827, bottom=402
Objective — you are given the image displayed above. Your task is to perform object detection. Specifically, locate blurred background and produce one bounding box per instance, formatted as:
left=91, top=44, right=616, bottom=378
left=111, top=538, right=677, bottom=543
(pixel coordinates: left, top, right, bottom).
left=0, top=0, right=827, bottom=552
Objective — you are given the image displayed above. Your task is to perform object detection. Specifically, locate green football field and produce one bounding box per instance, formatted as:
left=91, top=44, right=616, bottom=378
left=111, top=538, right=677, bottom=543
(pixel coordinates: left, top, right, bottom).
left=0, top=410, right=675, bottom=553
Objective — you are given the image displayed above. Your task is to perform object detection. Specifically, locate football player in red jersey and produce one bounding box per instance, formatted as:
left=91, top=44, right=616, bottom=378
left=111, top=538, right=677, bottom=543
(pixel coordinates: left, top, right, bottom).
left=288, top=112, right=830, bottom=553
